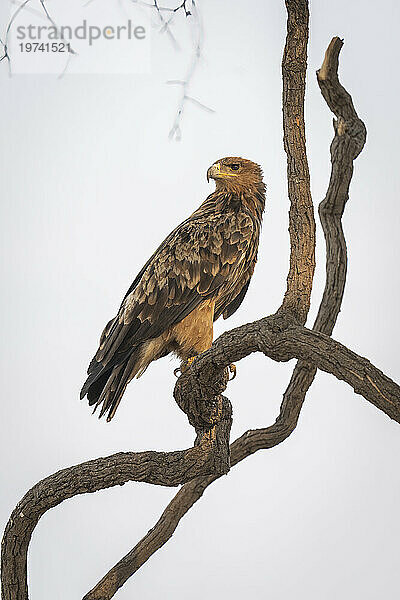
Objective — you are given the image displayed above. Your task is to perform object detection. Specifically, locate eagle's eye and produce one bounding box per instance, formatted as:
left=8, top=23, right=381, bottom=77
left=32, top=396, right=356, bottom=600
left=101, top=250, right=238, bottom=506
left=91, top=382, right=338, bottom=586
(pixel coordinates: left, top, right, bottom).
left=229, top=164, right=240, bottom=171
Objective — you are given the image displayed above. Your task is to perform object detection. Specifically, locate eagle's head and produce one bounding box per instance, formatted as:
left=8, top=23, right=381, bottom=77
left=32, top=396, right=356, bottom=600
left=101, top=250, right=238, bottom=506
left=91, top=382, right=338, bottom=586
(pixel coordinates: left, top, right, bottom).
left=207, top=157, right=264, bottom=193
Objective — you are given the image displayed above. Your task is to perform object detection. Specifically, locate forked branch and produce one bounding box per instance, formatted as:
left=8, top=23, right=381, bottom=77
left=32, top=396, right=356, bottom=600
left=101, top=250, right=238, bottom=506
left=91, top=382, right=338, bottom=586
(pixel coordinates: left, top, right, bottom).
left=1, top=378, right=233, bottom=600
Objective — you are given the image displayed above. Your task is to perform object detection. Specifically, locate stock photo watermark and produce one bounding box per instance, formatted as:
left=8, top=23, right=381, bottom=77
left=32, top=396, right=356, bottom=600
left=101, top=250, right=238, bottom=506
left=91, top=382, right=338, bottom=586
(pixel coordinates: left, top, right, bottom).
left=4, top=1, right=151, bottom=75
left=16, top=20, right=146, bottom=47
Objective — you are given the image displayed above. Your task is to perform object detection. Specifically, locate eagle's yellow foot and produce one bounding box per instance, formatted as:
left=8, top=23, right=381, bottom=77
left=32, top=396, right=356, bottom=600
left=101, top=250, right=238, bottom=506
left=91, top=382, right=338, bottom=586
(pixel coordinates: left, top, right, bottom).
left=174, top=358, right=236, bottom=380
left=174, top=356, right=197, bottom=377
left=186, top=356, right=197, bottom=368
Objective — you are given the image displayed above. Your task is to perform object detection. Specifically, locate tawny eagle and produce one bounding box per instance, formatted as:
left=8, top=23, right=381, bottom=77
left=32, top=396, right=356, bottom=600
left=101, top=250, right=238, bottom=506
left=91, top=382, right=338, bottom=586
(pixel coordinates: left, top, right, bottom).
left=81, top=157, right=266, bottom=421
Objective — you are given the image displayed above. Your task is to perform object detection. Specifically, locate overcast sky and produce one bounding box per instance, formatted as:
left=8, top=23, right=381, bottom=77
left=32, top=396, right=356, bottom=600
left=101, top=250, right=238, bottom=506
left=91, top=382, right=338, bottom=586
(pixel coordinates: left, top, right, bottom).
left=1, top=1, right=399, bottom=598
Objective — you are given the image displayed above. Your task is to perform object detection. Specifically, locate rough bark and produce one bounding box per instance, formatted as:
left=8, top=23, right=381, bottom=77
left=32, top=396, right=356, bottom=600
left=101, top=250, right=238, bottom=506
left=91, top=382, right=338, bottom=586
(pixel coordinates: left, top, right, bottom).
left=0, top=396, right=233, bottom=600
left=82, top=331, right=400, bottom=600
left=280, top=0, right=315, bottom=324
left=1, top=4, right=397, bottom=600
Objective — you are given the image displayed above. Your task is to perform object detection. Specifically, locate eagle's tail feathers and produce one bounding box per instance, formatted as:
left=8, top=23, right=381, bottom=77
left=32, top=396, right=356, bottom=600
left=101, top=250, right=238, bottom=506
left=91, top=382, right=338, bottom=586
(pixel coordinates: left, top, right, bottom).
left=83, top=347, right=145, bottom=421
left=102, top=353, right=140, bottom=421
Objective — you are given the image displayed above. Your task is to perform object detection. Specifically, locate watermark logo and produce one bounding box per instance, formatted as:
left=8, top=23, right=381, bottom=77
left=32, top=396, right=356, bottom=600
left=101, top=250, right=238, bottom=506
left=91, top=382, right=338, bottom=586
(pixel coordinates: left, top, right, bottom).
left=16, top=20, right=146, bottom=46
left=5, top=0, right=151, bottom=75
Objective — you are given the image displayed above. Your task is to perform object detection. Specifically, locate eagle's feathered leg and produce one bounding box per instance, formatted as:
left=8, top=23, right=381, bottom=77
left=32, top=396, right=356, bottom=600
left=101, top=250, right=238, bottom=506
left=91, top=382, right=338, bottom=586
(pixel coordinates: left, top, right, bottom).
left=172, top=299, right=237, bottom=379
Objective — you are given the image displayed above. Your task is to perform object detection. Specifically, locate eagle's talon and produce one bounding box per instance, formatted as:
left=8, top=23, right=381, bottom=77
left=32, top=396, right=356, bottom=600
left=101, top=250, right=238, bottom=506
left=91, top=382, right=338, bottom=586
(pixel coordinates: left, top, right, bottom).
left=228, top=363, right=237, bottom=380
left=175, top=356, right=197, bottom=377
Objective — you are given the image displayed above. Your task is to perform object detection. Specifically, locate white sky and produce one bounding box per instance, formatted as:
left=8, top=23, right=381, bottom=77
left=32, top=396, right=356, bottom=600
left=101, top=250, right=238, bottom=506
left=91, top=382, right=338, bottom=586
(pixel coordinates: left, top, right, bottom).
left=1, top=1, right=399, bottom=598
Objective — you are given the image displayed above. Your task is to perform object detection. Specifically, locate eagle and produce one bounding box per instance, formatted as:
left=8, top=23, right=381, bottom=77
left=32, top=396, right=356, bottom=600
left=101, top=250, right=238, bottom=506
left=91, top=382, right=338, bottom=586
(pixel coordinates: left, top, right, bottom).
left=81, top=157, right=266, bottom=421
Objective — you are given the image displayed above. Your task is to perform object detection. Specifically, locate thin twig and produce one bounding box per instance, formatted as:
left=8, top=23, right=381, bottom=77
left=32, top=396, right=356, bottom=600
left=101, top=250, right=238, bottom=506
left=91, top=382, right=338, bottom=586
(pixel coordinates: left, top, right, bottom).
left=168, top=1, right=213, bottom=140
left=38, top=0, right=76, bottom=55
left=1, top=0, right=76, bottom=77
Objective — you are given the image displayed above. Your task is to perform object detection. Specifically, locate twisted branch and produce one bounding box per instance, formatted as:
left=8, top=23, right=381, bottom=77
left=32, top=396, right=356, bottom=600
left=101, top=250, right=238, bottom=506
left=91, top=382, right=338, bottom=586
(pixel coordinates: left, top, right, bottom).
left=1, top=374, right=233, bottom=600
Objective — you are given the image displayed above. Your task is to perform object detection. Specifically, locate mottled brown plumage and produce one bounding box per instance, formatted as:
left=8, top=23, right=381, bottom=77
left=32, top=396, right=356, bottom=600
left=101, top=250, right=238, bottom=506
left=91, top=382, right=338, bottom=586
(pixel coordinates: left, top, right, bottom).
left=81, top=157, right=266, bottom=421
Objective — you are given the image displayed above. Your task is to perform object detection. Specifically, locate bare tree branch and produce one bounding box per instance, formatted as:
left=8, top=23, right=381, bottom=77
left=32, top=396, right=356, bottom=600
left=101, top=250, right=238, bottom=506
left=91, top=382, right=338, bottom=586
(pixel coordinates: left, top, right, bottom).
left=167, top=0, right=213, bottom=141
left=0, top=389, right=232, bottom=600
left=81, top=323, right=400, bottom=600
left=128, top=0, right=214, bottom=139
left=268, top=34, right=368, bottom=454
left=130, top=0, right=212, bottom=139
left=279, top=0, right=315, bottom=324
left=152, top=0, right=180, bottom=48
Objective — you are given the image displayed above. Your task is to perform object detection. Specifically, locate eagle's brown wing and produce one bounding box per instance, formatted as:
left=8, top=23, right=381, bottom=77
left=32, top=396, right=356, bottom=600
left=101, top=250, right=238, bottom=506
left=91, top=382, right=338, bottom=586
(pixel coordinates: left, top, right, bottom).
left=80, top=211, right=254, bottom=414
left=216, top=278, right=252, bottom=321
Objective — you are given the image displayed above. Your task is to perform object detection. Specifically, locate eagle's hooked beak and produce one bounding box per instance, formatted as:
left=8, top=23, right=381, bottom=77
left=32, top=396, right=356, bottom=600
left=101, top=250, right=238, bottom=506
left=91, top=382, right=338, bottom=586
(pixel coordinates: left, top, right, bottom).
left=207, top=162, right=221, bottom=183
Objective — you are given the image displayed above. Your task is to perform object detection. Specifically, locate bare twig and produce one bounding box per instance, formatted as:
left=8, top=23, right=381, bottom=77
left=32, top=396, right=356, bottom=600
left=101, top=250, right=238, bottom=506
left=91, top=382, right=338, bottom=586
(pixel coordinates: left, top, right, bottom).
left=10, top=0, right=46, bottom=19
left=152, top=0, right=180, bottom=48
left=38, top=0, right=76, bottom=55
left=0, top=35, right=9, bottom=67
left=0, top=0, right=76, bottom=77
left=1, top=0, right=32, bottom=75
left=128, top=0, right=212, bottom=138
left=168, top=0, right=213, bottom=140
